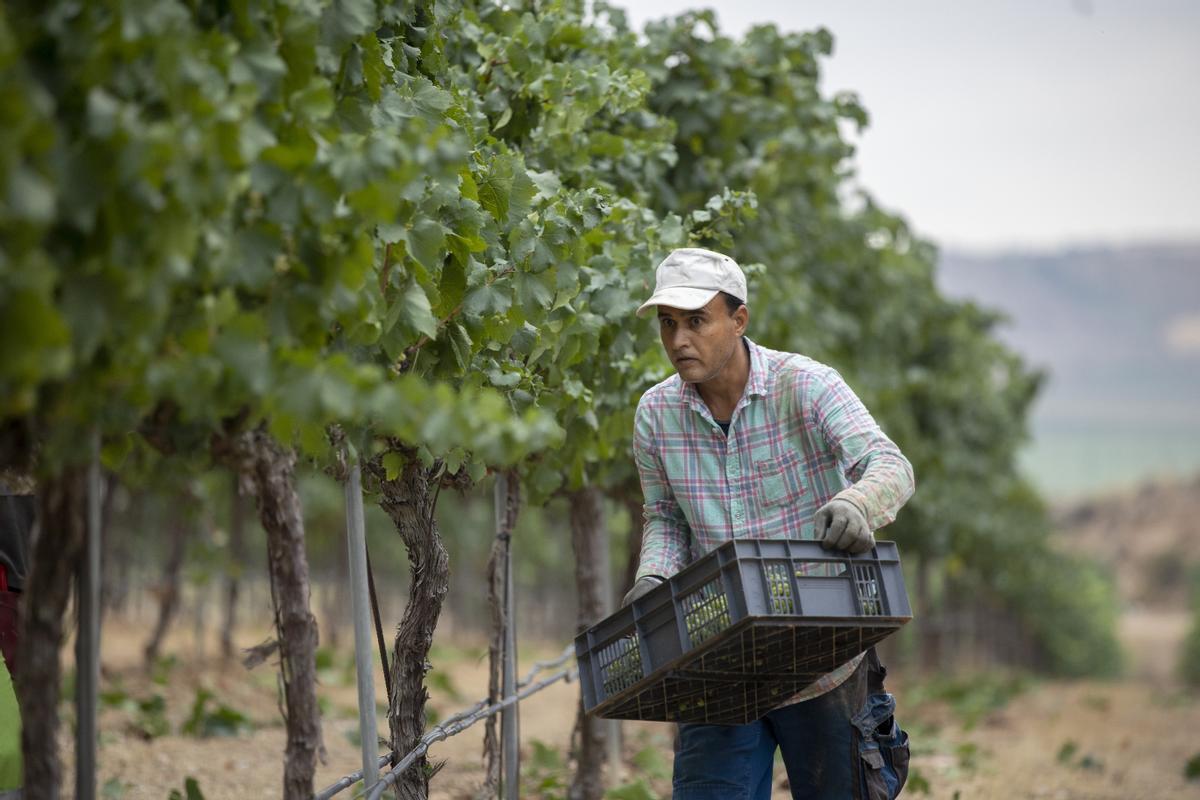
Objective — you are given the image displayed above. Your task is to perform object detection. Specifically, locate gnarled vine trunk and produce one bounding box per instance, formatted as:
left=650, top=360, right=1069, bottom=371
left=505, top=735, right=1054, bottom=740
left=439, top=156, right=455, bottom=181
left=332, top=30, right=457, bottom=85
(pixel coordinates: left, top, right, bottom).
left=143, top=494, right=193, bottom=668
left=568, top=486, right=608, bottom=800
left=16, top=467, right=86, bottom=800
left=214, top=428, right=322, bottom=800
left=377, top=456, right=450, bottom=800
left=221, top=473, right=246, bottom=660
left=103, top=484, right=140, bottom=616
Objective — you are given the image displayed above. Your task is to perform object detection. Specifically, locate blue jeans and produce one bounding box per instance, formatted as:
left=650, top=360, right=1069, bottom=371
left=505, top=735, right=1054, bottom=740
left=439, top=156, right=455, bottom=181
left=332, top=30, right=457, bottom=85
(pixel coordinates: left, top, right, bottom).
left=672, top=655, right=909, bottom=799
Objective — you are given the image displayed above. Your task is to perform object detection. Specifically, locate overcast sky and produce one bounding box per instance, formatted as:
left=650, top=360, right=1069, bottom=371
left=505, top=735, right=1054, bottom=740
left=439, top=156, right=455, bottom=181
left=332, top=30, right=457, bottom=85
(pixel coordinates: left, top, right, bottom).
left=611, top=0, right=1200, bottom=251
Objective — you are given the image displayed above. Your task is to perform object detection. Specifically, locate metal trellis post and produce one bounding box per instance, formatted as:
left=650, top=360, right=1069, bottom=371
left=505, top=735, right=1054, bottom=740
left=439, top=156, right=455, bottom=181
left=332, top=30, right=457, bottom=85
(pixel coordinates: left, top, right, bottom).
left=346, top=461, right=380, bottom=794
left=497, top=473, right=520, bottom=800
left=600, top=532, right=621, bottom=780
left=75, top=429, right=101, bottom=800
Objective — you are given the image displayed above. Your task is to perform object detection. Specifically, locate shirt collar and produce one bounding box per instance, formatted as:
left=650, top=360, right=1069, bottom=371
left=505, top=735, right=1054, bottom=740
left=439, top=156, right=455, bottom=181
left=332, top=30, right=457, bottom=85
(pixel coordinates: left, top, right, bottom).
left=744, top=337, right=769, bottom=398
left=677, top=337, right=769, bottom=413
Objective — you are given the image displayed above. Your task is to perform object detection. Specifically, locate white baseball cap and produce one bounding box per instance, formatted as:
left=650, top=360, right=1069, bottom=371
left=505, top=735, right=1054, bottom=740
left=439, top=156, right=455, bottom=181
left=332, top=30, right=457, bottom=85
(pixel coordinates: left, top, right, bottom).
left=635, top=248, right=748, bottom=317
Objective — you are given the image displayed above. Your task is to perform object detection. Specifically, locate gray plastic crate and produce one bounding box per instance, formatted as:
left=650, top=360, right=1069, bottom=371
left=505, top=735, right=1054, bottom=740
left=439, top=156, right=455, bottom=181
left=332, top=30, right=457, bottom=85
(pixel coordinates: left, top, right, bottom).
left=575, top=539, right=911, bottom=725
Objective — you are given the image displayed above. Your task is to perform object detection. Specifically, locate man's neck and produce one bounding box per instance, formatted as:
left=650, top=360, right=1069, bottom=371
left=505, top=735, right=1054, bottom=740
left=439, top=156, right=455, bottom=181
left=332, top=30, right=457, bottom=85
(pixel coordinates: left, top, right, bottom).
left=696, top=338, right=751, bottom=421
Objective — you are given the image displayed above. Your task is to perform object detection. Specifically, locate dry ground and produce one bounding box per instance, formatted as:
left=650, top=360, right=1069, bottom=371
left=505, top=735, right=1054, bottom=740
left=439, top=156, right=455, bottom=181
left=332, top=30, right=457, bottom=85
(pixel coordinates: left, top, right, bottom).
left=42, top=607, right=1200, bottom=799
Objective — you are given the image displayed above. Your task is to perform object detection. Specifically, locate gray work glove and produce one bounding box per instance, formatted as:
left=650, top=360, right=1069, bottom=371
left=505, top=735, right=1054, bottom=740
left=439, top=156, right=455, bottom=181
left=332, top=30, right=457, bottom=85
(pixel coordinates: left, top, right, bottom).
left=622, top=575, right=664, bottom=607
left=815, top=497, right=875, bottom=554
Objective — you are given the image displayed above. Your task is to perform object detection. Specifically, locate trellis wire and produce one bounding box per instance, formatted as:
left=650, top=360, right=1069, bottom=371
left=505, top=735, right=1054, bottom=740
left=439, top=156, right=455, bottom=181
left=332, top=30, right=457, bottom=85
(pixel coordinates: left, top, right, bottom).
left=362, top=666, right=577, bottom=800
left=312, top=755, right=395, bottom=800
left=312, top=645, right=577, bottom=800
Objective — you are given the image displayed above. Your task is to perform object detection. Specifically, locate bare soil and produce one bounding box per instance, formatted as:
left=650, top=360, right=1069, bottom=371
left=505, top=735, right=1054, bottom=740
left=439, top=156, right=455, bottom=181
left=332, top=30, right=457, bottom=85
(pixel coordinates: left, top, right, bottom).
left=43, top=605, right=1200, bottom=800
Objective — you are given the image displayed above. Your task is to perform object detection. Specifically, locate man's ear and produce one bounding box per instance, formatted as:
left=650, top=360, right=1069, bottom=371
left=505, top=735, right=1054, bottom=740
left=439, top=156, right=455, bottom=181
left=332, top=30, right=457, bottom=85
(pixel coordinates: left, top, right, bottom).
left=734, top=304, right=749, bottom=336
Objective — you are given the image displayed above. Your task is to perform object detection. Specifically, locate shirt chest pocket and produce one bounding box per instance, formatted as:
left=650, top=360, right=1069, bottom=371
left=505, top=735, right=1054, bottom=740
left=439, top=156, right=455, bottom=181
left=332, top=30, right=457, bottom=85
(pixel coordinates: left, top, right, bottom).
left=754, top=449, right=806, bottom=508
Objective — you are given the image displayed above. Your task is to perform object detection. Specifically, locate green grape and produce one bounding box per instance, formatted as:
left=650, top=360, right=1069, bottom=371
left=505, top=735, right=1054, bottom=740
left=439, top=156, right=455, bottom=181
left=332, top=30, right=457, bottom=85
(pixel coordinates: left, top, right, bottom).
left=603, top=638, right=644, bottom=695
left=767, top=571, right=794, bottom=614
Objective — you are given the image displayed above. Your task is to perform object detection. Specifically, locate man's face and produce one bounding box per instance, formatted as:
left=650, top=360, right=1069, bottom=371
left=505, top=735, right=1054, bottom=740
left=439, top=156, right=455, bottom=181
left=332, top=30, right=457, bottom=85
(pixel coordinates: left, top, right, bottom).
left=656, top=296, right=748, bottom=384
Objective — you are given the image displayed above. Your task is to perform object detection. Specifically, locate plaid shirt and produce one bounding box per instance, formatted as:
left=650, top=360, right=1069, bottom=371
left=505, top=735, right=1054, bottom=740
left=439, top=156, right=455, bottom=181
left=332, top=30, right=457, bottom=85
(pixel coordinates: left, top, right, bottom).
left=633, top=338, right=915, bottom=702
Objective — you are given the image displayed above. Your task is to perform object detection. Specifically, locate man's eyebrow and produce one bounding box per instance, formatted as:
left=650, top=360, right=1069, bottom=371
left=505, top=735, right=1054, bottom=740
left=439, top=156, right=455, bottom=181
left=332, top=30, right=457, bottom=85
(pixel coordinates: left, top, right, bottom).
left=657, top=308, right=708, bottom=320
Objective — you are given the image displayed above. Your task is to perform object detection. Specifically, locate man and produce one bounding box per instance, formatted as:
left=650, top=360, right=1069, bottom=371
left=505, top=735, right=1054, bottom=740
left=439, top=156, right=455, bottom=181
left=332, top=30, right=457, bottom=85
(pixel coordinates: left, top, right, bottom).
left=625, top=248, right=915, bottom=800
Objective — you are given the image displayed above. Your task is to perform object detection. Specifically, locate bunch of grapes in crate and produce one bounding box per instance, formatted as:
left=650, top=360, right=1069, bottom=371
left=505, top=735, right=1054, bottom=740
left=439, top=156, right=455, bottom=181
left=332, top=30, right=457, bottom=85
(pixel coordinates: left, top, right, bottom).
left=860, top=594, right=882, bottom=615
left=684, top=584, right=731, bottom=646
left=766, top=567, right=796, bottom=614
left=854, top=565, right=884, bottom=616
left=602, top=639, right=643, bottom=696
left=675, top=692, right=708, bottom=716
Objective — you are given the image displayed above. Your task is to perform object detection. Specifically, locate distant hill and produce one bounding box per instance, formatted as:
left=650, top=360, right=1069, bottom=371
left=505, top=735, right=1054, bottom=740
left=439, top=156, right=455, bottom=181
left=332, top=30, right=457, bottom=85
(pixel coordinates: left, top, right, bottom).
left=1055, top=473, right=1200, bottom=609
left=936, top=243, right=1200, bottom=496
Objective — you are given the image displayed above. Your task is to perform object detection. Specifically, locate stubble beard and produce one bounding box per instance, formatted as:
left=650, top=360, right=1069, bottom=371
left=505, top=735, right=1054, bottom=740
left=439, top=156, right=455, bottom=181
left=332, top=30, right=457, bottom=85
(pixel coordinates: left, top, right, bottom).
left=679, top=336, right=737, bottom=385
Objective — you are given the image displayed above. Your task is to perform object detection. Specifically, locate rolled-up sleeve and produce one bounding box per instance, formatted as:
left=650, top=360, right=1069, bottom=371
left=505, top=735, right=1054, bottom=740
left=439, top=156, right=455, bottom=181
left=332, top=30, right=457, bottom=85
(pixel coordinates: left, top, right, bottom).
left=810, top=369, right=915, bottom=530
left=633, top=397, right=692, bottom=580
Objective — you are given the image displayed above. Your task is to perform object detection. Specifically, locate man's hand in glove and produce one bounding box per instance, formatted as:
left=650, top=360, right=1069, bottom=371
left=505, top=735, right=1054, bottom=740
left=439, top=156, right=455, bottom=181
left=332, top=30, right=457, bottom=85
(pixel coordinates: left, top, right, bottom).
left=621, top=575, right=664, bottom=607
left=815, top=497, right=875, bottom=554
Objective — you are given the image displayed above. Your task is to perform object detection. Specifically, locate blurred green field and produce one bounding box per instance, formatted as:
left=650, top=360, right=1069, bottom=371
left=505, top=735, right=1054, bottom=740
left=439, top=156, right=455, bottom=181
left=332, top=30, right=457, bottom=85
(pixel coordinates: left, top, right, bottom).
left=1021, top=424, right=1200, bottom=500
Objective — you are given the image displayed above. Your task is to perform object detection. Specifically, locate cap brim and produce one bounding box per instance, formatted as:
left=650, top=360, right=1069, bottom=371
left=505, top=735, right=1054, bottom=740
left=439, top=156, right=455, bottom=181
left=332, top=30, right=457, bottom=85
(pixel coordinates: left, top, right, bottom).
left=635, top=287, right=720, bottom=318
